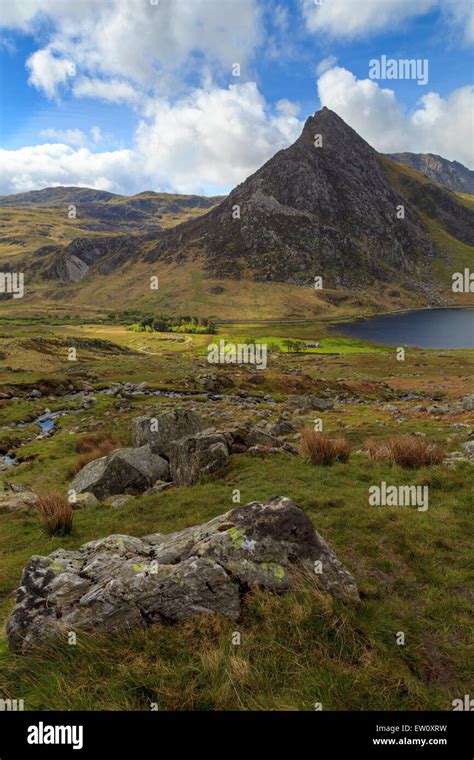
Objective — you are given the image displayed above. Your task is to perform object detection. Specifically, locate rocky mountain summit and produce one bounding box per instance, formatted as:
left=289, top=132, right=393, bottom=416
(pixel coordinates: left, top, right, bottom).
left=4, top=108, right=473, bottom=308
left=7, top=496, right=360, bottom=654
left=386, top=153, right=474, bottom=194
left=145, top=107, right=474, bottom=291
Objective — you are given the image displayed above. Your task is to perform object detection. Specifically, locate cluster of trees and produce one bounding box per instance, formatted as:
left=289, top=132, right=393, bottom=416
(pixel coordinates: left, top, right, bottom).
left=136, top=314, right=216, bottom=335
left=106, top=310, right=216, bottom=334
left=282, top=339, right=306, bottom=353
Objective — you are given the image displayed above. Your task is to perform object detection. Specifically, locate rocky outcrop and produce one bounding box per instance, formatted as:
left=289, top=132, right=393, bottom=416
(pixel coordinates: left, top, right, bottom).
left=7, top=496, right=359, bottom=654
left=229, top=425, right=299, bottom=455
left=131, top=409, right=203, bottom=456
left=298, top=396, right=335, bottom=412
left=386, top=152, right=474, bottom=194
left=70, top=410, right=299, bottom=498
left=0, top=489, right=37, bottom=513
left=70, top=445, right=169, bottom=499
left=199, top=374, right=234, bottom=392
left=170, top=432, right=230, bottom=486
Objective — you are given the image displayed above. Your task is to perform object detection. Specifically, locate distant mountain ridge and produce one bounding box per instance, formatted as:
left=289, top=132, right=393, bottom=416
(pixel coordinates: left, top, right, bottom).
left=385, top=153, right=474, bottom=194
left=0, top=187, right=224, bottom=236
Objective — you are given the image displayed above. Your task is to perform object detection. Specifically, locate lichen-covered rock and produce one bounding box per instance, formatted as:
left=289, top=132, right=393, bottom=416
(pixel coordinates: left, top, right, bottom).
left=73, top=492, right=100, bottom=509
left=170, top=432, right=229, bottom=486
left=131, top=408, right=203, bottom=456
left=269, top=419, right=296, bottom=437
left=70, top=444, right=169, bottom=499
left=7, top=496, right=359, bottom=654
left=0, top=490, right=37, bottom=513
left=199, top=374, right=234, bottom=392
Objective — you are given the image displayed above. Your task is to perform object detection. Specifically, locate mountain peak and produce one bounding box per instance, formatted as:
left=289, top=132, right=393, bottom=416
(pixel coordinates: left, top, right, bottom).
left=296, top=107, right=371, bottom=154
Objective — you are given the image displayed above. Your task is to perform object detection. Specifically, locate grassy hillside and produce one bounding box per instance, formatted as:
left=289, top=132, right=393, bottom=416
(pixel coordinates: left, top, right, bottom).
left=0, top=317, right=472, bottom=710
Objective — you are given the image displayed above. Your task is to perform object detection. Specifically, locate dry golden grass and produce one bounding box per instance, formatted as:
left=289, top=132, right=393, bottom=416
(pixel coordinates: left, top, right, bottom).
left=365, top=435, right=445, bottom=468
left=72, top=430, right=123, bottom=474
left=300, top=427, right=350, bottom=465
left=36, top=491, right=73, bottom=536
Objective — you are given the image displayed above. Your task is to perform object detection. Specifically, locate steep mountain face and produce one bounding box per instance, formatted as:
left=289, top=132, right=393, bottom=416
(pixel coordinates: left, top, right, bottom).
left=32, top=236, right=136, bottom=282
left=386, top=153, right=474, bottom=194
left=144, top=108, right=473, bottom=291
left=4, top=109, right=473, bottom=308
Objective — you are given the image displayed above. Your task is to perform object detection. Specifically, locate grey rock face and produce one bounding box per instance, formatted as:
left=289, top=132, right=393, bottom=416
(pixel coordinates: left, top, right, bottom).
left=199, top=375, right=234, bottom=392
left=462, top=393, right=474, bottom=412
left=7, top=496, right=359, bottom=654
left=299, top=396, right=335, bottom=411
left=0, top=490, right=37, bottom=513
left=71, top=445, right=169, bottom=499
left=462, top=441, right=474, bottom=458
left=386, top=152, right=474, bottom=194
left=232, top=426, right=299, bottom=455
left=131, top=408, right=203, bottom=456
left=269, top=419, right=296, bottom=437
left=170, top=432, right=230, bottom=486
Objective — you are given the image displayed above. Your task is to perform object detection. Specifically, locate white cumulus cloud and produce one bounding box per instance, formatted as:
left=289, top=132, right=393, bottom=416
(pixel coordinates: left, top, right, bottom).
left=26, top=49, right=75, bottom=99
left=0, top=83, right=303, bottom=196
left=317, top=66, right=474, bottom=168
left=301, top=0, right=474, bottom=43
left=135, top=83, right=303, bottom=194
left=0, top=143, right=136, bottom=195
left=3, top=0, right=263, bottom=99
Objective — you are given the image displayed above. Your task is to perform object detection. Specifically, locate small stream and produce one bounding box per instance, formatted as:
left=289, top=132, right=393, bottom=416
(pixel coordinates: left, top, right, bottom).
left=0, top=454, right=17, bottom=470
left=35, top=411, right=63, bottom=432
left=3, top=386, right=224, bottom=469
left=3, top=383, right=266, bottom=469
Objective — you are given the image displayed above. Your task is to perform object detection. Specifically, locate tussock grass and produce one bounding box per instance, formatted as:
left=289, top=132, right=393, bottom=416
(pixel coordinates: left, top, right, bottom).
left=36, top=491, right=73, bottom=536
left=366, top=435, right=445, bottom=468
left=300, top=427, right=351, bottom=465
left=71, top=431, right=124, bottom=474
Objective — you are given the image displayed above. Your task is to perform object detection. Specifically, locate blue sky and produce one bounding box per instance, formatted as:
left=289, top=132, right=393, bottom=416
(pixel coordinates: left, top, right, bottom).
left=0, top=0, right=472, bottom=195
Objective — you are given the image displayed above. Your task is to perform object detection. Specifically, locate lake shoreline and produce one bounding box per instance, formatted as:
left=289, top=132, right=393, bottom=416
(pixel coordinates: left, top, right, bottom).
left=330, top=307, right=474, bottom=350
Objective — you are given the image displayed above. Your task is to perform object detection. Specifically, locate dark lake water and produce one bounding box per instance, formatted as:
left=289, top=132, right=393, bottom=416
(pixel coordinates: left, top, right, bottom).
left=332, top=308, right=474, bottom=349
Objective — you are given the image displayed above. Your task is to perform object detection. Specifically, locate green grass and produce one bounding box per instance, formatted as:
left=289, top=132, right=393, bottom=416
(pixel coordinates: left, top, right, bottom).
left=0, top=452, right=472, bottom=711
left=203, top=333, right=387, bottom=354
left=0, top=314, right=472, bottom=711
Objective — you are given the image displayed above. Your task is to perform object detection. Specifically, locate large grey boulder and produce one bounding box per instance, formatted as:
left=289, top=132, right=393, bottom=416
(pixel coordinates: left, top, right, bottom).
left=170, top=432, right=229, bottom=486
left=70, top=445, right=169, bottom=499
left=132, top=408, right=203, bottom=456
left=298, top=396, right=335, bottom=411
left=227, top=425, right=299, bottom=455
left=7, top=496, right=359, bottom=654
